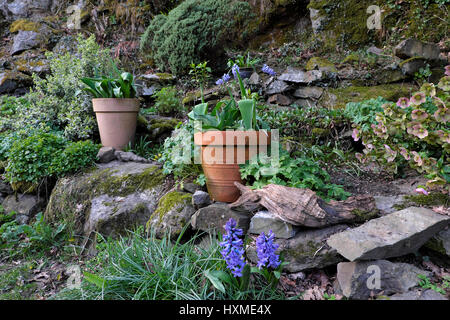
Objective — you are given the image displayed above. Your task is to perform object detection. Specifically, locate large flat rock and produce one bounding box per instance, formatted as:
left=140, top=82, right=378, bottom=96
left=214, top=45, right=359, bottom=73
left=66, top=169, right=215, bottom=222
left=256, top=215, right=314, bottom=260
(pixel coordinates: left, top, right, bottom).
left=327, top=207, right=450, bottom=261
left=335, top=260, right=430, bottom=300
left=247, top=224, right=348, bottom=272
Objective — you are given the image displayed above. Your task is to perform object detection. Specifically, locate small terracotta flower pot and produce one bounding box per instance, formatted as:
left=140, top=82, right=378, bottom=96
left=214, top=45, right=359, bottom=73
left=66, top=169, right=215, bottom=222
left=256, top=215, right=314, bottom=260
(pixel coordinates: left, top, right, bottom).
left=194, top=130, right=271, bottom=203
left=93, top=98, right=140, bottom=150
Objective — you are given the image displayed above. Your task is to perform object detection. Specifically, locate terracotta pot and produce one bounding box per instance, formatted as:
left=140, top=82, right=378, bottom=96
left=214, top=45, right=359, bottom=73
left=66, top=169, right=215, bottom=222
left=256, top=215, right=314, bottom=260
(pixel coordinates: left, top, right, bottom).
left=93, top=98, right=140, bottom=150
left=194, top=130, right=271, bottom=203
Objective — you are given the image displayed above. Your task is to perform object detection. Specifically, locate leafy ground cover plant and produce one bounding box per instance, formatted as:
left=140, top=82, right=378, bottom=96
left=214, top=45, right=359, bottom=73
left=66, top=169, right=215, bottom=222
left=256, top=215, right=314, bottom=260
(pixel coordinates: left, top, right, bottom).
left=4, top=130, right=99, bottom=190
left=240, top=149, right=350, bottom=201
left=344, top=97, right=389, bottom=133
left=352, top=72, right=449, bottom=191
left=227, top=52, right=261, bottom=70
left=0, top=213, right=67, bottom=259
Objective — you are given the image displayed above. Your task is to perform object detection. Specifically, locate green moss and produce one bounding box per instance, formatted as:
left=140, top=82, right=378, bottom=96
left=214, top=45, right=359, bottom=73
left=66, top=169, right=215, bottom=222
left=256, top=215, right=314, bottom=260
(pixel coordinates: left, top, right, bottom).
left=403, top=193, right=449, bottom=207
left=424, top=237, right=446, bottom=255
left=150, top=191, right=192, bottom=225
left=93, top=166, right=164, bottom=197
left=342, top=52, right=360, bottom=64
left=306, top=57, right=337, bottom=72
left=129, top=203, right=148, bottom=215
left=320, top=84, right=416, bottom=109
left=150, top=118, right=179, bottom=131
left=399, top=56, right=426, bottom=68
left=351, top=208, right=379, bottom=222
left=9, top=19, right=41, bottom=33
left=45, top=165, right=165, bottom=235
left=155, top=73, right=175, bottom=81
left=311, top=127, right=330, bottom=138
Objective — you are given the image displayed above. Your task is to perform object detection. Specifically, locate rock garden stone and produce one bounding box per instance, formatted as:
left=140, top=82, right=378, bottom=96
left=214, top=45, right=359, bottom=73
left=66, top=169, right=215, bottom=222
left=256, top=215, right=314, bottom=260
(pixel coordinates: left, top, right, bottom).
left=0, top=70, right=32, bottom=95
left=305, top=57, right=337, bottom=73
left=425, top=227, right=450, bottom=257
left=267, top=94, right=292, bottom=106
left=386, top=289, right=447, bottom=300
left=373, top=195, right=405, bottom=214
left=192, top=190, right=211, bottom=209
left=327, top=207, right=450, bottom=261
left=183, top=182, right=202, bottom=194
left=248, top=72, right=260, bottom=85
left=247, top=225, right=348, bottom=272
left=10, top=30, right=43, bottom=55
left=2, top=194, right=45, bottom=224
left=335, top=260, right=430, bottom=300
left=400, top=57, right=427, bottom=76
left=97, top=147, right=116, bottom=163
left=146, top=191, right=195, bottom=239
left=293, top=86, right=324, bottom=100
left=395, top=38, right=440, bottom=61
left=248, top=210, right=298, bottom=239
left=278, top=67, right=323, bottom=84
left=191, top=203, right=251, bottom=234
left=114, top=151, right=151, bottom=163
left=0, top=180, right=13, bottom=195
left=45, top=161, right=167, bottom=239
left=266, top=80, right=289, bottom=95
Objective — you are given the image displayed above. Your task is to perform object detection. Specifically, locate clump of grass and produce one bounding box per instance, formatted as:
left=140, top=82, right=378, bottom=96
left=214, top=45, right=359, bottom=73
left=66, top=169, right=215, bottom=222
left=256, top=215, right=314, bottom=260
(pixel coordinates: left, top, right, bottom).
left=55, top=228, right=285, bottom=300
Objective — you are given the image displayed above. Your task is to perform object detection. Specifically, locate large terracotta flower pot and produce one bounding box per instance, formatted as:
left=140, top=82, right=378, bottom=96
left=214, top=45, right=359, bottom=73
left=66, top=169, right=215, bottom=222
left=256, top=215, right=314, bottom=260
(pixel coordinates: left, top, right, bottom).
left=93, top=98, right=140, bottom=150
left=194, top=130, right=271, bottom=203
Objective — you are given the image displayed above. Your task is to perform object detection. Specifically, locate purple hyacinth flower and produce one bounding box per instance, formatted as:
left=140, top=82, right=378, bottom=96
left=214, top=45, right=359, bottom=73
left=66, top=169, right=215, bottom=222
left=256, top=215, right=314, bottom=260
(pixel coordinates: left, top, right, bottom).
left=216, top=73, right=232, bottom=86
left=232, top=64, right=240, bottom=79
left=220, top=218, right=246, bottom=277
left=256, top=230, right=280, bottom=270
left=262, top=64, right=276, bottom=77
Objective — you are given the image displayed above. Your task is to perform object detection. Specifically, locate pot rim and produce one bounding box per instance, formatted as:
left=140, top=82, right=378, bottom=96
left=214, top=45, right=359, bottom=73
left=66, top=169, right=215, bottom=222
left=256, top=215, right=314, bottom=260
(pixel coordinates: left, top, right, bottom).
left=194, top=130, right=271, bottom=146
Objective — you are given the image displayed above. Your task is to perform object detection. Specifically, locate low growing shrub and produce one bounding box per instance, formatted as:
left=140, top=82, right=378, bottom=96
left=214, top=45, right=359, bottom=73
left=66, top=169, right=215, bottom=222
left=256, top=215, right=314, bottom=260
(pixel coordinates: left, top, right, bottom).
left=13, top=35, right=116, bottom=140
left=141, top=0, right=253, bottom=75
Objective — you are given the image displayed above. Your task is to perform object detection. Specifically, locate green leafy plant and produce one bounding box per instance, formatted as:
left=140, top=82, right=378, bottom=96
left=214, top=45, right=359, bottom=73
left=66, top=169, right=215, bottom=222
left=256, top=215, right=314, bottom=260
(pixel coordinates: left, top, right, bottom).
left=227, top=52, right=261, bottom=70
left=4, top=130, right=99, bottom=189
left=189, top=66, right=267, bottom=131
left=124, top=136, right=153, bottom=159
left=0, top=213, right=67, bottom=259
left=240, top=149, right=350, bottom=201
left=80, top=71, right=137, bottom=99
left=344, top=97, right=389, bottom=132
left=189, top=61, right=211, bottom=103
left=418, top=274, right=446, bottom=295
left=153, top=86, right=183, bottom=115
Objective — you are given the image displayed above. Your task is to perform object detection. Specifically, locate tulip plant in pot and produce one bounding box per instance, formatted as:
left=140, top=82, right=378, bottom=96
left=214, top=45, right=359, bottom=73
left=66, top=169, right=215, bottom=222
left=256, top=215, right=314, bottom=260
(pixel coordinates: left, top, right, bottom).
left=80, top=71, right=139, bottom=150
left=190, top=66, right=270, bottom=203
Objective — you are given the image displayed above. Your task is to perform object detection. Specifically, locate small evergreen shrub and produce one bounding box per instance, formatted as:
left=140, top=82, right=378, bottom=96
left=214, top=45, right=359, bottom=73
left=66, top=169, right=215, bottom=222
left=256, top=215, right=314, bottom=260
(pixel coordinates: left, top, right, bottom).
left=141, top=0, right=253, bottom=75
left=153, top=86, right=183, bottom=115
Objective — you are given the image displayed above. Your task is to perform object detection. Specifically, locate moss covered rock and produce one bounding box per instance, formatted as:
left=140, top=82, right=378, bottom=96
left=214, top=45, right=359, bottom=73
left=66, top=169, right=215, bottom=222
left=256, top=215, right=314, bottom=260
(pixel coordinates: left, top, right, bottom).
left=45, top=161, right=167, bottom=239
left=306, top=57, right=337, bottom=73
left=319, top=83, right=416, bottom=109
left=146, top=191, right=195, bottom=239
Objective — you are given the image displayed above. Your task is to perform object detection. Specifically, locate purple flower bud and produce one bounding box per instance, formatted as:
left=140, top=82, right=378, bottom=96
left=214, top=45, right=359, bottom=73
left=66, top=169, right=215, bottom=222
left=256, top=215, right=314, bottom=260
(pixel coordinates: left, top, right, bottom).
left=256, top=230, right=280, bottom=270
